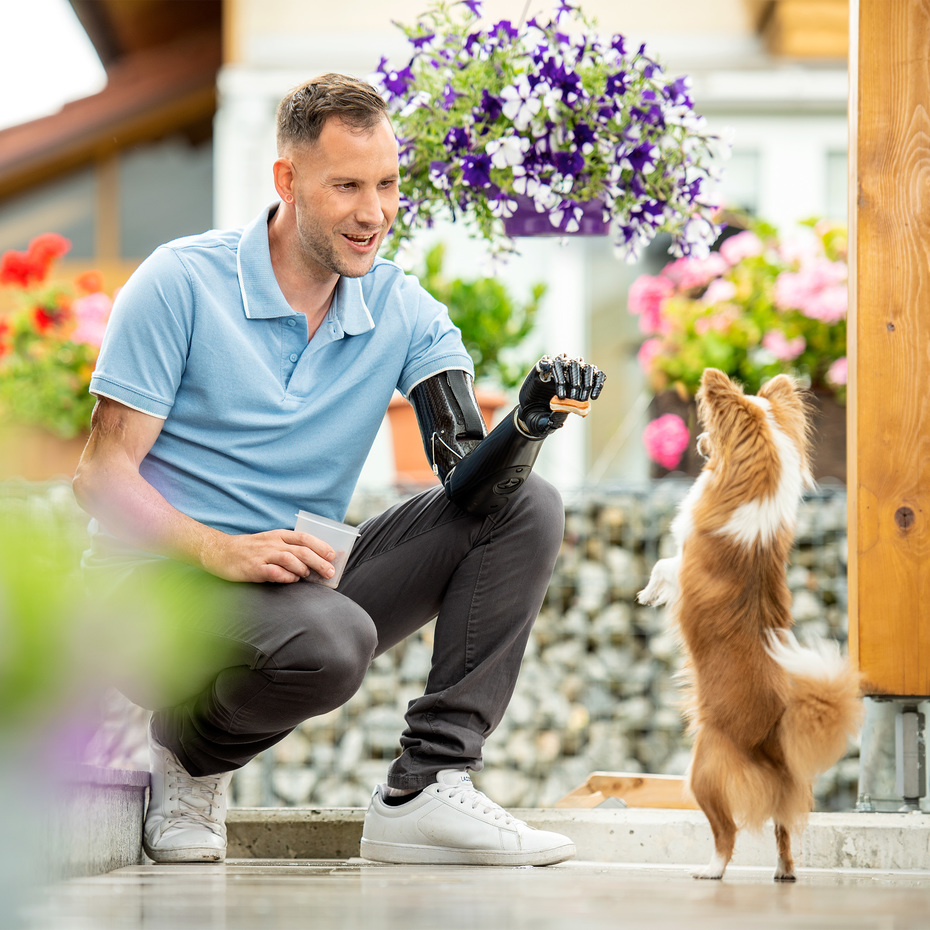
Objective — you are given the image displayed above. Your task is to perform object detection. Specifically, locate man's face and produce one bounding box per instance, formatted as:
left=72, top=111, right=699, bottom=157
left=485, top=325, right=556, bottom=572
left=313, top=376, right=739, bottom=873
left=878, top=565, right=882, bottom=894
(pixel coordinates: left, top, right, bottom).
left=286, top=116, right=400, bottom=279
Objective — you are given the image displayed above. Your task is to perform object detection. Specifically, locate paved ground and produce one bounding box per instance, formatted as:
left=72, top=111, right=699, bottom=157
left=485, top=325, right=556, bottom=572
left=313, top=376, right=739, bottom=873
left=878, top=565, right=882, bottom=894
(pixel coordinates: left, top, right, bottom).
left=17, top=859, right=930, bottom=930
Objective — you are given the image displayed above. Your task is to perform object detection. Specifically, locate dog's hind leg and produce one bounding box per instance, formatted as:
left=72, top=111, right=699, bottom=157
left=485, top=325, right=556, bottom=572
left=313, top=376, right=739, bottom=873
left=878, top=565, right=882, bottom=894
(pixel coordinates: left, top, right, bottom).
left=773, top=823, right=796, bottom=882
left=688, top=741, right=737, bottom=880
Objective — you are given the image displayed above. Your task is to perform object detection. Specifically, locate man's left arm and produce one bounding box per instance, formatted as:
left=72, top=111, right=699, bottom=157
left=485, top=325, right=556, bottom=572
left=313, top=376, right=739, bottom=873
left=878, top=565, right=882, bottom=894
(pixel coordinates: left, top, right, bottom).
left=409, top=355, right=606, bottom=516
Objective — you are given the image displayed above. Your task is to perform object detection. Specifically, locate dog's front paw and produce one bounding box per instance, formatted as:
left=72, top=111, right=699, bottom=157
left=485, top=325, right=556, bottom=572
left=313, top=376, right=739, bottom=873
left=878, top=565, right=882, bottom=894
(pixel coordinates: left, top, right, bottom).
left=637, top=580, right=664, bottom=606
left=692, top=852, right=728, bottom=880
left=637, top=557, right=679, bottom=607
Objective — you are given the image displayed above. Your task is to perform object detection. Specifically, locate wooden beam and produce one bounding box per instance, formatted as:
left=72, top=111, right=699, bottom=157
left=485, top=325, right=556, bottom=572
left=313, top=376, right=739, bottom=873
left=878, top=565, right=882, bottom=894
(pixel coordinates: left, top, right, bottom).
left=848, top=0, right=930, bottom=697
left=745, top=1, right=849, bottom=58
left=555, top=773, right=699, bottom=810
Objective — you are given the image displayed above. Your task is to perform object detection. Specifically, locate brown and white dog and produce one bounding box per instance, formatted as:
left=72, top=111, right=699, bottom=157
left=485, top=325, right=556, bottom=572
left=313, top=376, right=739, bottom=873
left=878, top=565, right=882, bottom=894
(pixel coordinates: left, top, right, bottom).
left=638, top=368, right=862, bottom=881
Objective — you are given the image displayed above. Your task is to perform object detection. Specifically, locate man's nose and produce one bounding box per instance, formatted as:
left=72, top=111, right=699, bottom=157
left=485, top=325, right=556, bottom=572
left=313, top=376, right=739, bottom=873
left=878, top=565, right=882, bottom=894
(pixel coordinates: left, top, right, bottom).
left=355, top=187, right=383, bottom=226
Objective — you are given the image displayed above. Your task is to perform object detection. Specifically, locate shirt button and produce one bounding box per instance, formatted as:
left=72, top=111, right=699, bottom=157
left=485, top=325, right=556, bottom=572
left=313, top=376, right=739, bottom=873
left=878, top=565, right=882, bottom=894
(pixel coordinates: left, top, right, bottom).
left=289, top=354, right=299, bottom=362
left=287, top=319, right=296, bottom=327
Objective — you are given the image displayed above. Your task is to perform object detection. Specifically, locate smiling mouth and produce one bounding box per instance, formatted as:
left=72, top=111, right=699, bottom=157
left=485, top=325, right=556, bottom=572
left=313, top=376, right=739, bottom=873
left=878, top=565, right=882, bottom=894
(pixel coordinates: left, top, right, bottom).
left=343, top=232, right=379, bottom=247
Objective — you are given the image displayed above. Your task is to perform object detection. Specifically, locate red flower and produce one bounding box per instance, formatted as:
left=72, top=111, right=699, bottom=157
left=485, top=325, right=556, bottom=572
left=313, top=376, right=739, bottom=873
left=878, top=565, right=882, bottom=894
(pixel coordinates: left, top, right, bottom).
left=75, top=270, right=104, bottom=294
left=0, top=249, right=44, bottom=287
left=0, top=233, right=72, bottom=289
left=32, top=307, right=60, bottom=334
left=28, top=232, right=71, bottom=269
left=0, top=319, right=10, bottom=358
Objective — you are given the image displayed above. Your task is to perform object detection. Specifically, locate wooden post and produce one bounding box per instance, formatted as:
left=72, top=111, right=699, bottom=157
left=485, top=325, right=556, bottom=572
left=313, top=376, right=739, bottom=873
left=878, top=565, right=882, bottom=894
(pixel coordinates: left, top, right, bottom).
left=848, top=0, right=930, bottom=697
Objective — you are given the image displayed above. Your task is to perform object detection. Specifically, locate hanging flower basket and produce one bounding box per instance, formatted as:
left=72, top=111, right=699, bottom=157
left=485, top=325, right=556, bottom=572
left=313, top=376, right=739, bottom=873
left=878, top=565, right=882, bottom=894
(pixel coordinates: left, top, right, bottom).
left=502, top=194, right=609, bottom=238
left=374, top=0, right=729, bottom=260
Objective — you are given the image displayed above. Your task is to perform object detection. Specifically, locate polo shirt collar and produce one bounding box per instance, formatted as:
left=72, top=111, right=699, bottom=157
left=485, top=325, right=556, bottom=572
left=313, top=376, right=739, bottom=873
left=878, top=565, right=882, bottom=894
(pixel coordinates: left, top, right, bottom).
left=237, top=204, right=375, bottom=336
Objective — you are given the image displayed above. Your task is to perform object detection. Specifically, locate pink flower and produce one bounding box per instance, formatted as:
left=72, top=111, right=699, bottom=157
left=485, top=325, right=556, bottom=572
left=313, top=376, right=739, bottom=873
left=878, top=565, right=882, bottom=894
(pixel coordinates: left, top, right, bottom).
left=774, top=260, right=847, bottom=321
left=627, top=275, right=673, bottom=334
left=719, top=230, right=763, bottom=265
left=773, top=271, right=810, bottom=310
left=636, top=337, right=663, bottom=374
left=71, top=292, right=112, bottom=347
left=701, top=278, right=737, bottom=306
left=660, top=253, right=728, bottom=290
left=803, top=284, right=847, bottom=323
left=643, top=413, right=690, bottom=470
left=827, top=356, right=847, bottom=386
left=762, top=330, right=806, bottom=361
left=778, top=230, right=820, bottom=266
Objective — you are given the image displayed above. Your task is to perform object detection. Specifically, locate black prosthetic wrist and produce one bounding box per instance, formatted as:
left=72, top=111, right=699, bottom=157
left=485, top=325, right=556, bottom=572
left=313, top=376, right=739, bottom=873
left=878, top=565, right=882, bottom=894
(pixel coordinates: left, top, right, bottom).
left=409, top=370, right=545, bottom=516
left=442, top=407, right=545, bottom=516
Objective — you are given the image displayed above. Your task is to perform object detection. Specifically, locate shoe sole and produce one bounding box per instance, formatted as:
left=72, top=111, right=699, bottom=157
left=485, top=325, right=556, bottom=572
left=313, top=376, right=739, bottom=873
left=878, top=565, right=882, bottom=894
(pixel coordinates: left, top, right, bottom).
left=143, top=842, right=226, bottom=864
left=359, top=838, right=576, bottom=867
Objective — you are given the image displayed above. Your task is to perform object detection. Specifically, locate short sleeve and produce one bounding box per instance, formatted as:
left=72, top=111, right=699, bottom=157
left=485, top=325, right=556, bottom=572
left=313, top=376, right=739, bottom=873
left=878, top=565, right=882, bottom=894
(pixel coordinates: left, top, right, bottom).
left=395, top=273, right=475, bottom=397
left=90, top=246, right=195, bottom=418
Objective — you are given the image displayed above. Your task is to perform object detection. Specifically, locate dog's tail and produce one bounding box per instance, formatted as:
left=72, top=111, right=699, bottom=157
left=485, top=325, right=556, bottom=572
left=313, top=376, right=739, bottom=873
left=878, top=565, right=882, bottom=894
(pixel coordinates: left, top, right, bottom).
left=767, top=630, right=863, bottom=781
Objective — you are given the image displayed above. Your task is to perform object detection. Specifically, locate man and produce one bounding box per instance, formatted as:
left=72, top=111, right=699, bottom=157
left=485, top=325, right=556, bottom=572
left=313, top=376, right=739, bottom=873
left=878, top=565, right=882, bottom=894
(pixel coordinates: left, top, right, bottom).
left=73, top=74, right=604, bottom=867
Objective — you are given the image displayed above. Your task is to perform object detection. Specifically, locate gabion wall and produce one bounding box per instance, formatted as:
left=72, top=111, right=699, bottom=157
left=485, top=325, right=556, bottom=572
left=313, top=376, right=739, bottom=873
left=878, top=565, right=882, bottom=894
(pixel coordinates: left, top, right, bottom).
left=230, top=481, right=858, bottom=811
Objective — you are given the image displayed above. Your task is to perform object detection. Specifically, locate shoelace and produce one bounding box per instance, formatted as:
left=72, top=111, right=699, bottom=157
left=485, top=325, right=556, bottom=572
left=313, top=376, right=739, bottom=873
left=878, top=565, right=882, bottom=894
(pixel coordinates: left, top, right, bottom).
left=162, top=756, right=226, bottom=836
left=437, top=782, right=522, bottom=826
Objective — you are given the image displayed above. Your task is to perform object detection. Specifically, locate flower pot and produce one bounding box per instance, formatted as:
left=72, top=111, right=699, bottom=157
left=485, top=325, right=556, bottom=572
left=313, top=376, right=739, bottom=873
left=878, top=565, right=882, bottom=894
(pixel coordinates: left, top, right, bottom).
left=503, top=195, right=609, bottom=238
left=387, top=389, right=509, bottom=487
left=0, top=425, right=88, bottom=482
left=809, top=389, right=847, bottom=484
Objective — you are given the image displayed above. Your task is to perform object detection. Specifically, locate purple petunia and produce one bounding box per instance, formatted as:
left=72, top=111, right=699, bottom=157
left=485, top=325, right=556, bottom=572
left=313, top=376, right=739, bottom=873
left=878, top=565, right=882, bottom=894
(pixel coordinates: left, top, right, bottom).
left=461, top=153, right=493, bottom=188
left=443, top=126, right=470, bottom=153
left=381, top=66, right=414, bottom=96
left=375, top=0, right=727, bottom=259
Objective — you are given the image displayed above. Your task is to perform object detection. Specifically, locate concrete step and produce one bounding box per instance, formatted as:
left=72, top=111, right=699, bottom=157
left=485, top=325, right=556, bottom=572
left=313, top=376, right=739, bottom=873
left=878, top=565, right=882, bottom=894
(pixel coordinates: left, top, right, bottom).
left=226, top=807, right=930, bottom=872
left=48, top=765, right=150, bottom=880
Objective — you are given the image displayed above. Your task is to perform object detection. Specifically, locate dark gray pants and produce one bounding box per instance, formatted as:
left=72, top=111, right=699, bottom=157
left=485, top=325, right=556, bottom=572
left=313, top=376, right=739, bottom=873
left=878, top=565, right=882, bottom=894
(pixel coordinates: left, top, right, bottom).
left=114, top=475, right=564, bottom=788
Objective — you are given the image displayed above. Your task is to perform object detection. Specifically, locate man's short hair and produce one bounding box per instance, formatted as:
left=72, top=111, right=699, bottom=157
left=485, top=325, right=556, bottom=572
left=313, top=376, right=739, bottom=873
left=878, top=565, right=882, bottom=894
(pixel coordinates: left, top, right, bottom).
left=276, top=73, right=390, bottom=153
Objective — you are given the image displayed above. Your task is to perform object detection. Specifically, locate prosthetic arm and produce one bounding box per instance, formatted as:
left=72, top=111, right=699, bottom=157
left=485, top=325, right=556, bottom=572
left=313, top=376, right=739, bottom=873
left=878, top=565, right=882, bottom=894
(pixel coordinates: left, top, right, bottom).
left=409, top=355, right=606, bottom=516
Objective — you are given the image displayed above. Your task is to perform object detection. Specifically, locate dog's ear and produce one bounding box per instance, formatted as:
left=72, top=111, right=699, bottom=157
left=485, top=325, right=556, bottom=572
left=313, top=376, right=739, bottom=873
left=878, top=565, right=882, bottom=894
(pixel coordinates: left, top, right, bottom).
left=697, top=368, right=762, bottom=446
left=758, top=373, right=813, bottom=478
left=758, top=373, right=811, bottom=432
left=758, top=374, right=799, bottom=405
left=697, top=368, right=743, bottom=410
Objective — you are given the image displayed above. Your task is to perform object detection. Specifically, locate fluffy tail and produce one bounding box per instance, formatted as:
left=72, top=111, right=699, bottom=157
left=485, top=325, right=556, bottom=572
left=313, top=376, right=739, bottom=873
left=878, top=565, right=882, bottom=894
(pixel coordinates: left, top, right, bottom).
left=767, top=630, right=864, bottom=781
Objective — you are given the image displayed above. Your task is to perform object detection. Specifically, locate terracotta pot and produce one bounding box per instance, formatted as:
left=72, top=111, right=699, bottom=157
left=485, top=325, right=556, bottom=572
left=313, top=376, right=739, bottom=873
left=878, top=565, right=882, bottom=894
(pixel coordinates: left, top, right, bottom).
left=646, top=389, right=847, bottom=484
left=0, top=426, right=88, bottom=482
left=503, top=194, right=609, bottom=238
left=387, top=389, right=509, bottom=487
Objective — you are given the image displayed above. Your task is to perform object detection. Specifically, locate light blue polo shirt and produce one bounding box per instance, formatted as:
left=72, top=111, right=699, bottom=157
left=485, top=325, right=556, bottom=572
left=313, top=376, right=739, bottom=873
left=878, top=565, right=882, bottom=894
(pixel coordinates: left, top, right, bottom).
left=85, top=204, right=473, bottom=568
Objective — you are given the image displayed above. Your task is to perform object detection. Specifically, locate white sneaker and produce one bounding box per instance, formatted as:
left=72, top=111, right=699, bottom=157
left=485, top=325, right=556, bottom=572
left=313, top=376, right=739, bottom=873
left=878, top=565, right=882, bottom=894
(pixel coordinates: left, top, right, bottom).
left=360, top=769, right=576, bottom=866
left=143, top=724, right=232, bottom=863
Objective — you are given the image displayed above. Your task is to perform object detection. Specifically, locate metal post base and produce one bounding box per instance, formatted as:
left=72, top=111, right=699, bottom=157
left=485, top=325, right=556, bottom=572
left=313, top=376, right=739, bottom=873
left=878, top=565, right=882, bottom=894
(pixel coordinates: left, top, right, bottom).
left=857, top=697, right=929, bottom=812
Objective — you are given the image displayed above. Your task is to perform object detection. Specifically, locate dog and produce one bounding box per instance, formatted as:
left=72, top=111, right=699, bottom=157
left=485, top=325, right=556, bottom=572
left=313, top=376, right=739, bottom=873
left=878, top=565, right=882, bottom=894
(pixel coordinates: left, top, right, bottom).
left=637, top=368, right=862, bottom=881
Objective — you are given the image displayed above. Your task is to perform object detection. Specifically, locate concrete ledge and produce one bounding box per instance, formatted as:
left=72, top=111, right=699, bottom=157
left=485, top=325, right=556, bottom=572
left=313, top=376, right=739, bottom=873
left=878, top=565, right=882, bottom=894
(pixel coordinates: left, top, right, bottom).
left=46, top=765, right=150, bottom=880
left=227, top=807, right=930, bottom=872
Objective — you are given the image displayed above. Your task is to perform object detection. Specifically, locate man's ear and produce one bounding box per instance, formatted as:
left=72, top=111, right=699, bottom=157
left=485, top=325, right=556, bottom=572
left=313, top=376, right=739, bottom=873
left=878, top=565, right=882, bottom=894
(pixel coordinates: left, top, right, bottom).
left=272, top=157, right=296, bottom=204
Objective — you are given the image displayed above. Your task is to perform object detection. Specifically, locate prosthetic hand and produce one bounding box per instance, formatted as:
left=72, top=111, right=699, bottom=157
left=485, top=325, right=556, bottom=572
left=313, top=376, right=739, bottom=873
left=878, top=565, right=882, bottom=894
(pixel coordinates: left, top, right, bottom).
left=409, top=356, right=606, bottom=516
left=515, top=354, right=607, bottom=436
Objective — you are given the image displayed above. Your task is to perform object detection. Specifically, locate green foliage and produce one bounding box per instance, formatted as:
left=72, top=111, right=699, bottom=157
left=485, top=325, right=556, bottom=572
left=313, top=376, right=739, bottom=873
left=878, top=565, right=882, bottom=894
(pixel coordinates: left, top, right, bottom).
left=417, top=243, right=546, bottom=389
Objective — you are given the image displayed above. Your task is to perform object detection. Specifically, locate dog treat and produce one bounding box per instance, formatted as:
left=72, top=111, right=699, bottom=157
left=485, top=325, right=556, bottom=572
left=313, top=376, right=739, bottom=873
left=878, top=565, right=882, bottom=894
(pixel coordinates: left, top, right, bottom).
left=549, top=396, right=590, bottom=417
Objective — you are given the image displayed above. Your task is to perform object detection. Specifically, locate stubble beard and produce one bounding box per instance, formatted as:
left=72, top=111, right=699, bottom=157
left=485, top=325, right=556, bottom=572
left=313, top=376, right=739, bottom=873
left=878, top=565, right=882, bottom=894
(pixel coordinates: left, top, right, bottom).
left=295, top=212, right=383, bottom=280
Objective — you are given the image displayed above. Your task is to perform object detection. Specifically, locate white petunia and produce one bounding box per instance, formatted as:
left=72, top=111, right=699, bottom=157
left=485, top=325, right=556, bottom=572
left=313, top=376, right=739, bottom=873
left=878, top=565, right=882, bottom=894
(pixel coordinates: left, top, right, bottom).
left=500, top=76, right=542, bottom=132
left=486, top=134, right=530, bottom=169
